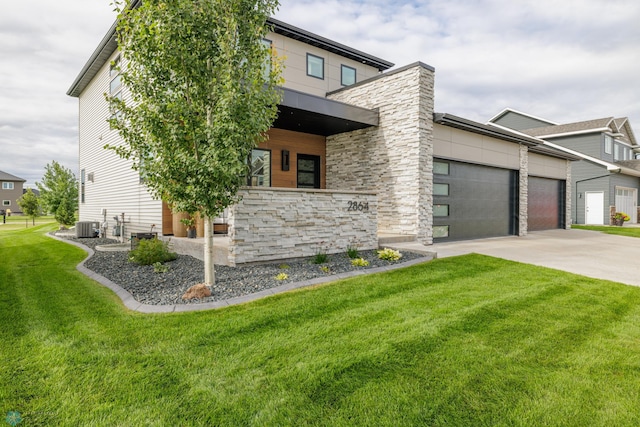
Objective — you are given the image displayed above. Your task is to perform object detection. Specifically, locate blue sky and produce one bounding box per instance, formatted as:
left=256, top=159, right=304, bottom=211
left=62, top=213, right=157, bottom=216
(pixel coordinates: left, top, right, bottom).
left=1, top=0, right=639, bottom=187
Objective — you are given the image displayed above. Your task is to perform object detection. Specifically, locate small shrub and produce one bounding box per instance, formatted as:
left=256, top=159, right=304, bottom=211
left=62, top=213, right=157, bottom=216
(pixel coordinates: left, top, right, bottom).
left=313, top=251, right=328, bottom=264
left=346, top=246, right=360, bottom=259
left=275, top=272, right=289, bottom=281
left=351, top=257, right=369, bottom=267
left=377, top=248, right=402, bottom=262
left=129, top=238, right=177, bottom=265
left=279, top=263, right=290, bottom=269
left=319, top=265, right=330, bottom=273
left=153, top=262, right=169, bottom=273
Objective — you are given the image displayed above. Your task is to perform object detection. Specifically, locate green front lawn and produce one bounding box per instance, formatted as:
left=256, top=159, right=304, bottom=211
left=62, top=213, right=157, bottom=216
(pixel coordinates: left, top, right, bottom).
left=0, top=214, right=57, bottom=232
left=2, top=225, right=640, bottom=426
left=572, top=224, right=640, bottom=238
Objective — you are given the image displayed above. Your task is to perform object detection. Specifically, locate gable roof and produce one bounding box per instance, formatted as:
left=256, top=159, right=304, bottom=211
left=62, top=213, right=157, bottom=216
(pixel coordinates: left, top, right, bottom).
left=520, top=116, right=638, bottom=146
left=489, top=124, right=640, bottom=177
left=67, top=7, right=394, bottom=97
left=488, top=108, right=558, bottom=127
left=0, top=170, right=26, bottom=182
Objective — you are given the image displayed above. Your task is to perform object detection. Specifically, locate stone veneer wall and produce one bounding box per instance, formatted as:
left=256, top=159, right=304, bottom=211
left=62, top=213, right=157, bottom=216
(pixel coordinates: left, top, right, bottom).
left=325, top=62, right=435, bottom=244
left=227, top=187, right=377, bottom=265
left=519, top=145, right=529, bottom=236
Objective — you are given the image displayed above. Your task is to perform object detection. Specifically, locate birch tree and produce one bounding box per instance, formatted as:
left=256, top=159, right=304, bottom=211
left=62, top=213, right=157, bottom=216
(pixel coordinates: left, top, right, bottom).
left=107, top=0, right=282, bottom=285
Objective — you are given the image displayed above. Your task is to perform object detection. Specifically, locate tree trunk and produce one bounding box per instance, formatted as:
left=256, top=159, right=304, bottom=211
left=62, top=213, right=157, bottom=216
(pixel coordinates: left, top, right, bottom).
left=204, top=215, right=215, bottom=285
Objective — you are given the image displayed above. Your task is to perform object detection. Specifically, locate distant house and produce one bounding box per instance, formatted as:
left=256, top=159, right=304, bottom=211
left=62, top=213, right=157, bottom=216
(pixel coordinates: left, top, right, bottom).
left=490, top=109, right=640, bottom=225
left=67, top=12, right=577, bottom=264
left=0, top=170, right=26, bottom=214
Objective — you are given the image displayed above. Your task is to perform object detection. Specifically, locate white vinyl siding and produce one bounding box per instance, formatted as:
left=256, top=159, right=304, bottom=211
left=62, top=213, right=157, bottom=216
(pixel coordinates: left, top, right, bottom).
left=78, top=50, right=162, bottom=236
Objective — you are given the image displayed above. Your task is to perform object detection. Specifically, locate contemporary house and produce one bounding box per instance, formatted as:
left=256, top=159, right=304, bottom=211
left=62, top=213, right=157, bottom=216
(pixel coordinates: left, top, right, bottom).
left=0, top=170, right=26, bottom=214
left=67, top=15, right=577, bottom=264
left=490, top=109, right=640, bottom=225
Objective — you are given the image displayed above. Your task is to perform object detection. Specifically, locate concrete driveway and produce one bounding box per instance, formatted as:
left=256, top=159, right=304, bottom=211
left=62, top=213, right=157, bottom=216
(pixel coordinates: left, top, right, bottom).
left=431, top=228, right=640, bottom=287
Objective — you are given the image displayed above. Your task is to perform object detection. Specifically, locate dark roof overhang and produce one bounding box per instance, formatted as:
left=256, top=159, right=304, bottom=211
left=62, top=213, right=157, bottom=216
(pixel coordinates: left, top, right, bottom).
left=434, top=112, right=540, bottom=147
left=274, top=87, right=378, bottom=136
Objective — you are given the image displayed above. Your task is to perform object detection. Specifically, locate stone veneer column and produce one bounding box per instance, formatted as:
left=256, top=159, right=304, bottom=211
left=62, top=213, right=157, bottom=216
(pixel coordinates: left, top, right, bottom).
left=326, top=62, right=435, bottom=244
left=519, top=145, right=528, bottom=236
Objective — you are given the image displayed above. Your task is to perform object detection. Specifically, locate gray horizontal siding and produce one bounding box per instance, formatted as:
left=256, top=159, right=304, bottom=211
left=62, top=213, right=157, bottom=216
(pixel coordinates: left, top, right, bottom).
left=548, top=134, right=602, bottom=159
left=572, top=160, right=610, bottom=224
left=493, top=113, right=551, bottom=131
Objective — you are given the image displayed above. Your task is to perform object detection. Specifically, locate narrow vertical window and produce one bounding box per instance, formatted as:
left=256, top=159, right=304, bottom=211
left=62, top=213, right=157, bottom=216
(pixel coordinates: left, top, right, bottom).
left=109, top=56, right=123, bottom=121
left=614, top=144, right=620, bottom=161
left=80, top=169, right=86, bottom=203
left=110, top=56, right=122, bottom=95
left=248, top=149, right=271, bottom=187
left=306, top=54, right=324, bottom=79
left=341, top=65, right=356, bottom=86
left=604, top=135, right=612, bottom=154
left=261, top=38, right=272, bottom=80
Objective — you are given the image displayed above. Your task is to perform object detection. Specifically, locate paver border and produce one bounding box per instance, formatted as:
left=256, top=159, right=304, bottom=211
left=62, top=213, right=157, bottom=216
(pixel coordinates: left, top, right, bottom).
left=48, top=233, right=434, bottom=313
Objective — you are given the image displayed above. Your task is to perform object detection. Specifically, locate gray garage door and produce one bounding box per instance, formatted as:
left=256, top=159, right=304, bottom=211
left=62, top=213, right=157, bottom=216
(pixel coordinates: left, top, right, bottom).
left=433, top=159, right=519, bottom=241
left=528, top=176, right=565, bottom=231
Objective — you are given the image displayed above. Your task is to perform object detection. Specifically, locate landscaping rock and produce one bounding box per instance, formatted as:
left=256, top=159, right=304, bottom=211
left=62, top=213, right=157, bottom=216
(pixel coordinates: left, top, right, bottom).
left=58, top=233, right=427, bottom=306
left=182, top=284, right=212, bottom=300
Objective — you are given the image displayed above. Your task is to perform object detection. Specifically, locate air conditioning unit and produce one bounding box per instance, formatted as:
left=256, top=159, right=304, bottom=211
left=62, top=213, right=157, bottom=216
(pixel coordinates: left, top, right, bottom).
left=76, top=221, right=99, bottom=238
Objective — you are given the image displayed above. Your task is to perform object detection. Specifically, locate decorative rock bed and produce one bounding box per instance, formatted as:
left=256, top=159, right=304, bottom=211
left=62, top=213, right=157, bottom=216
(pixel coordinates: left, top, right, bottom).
left=57, top=234, right=430, bottom=306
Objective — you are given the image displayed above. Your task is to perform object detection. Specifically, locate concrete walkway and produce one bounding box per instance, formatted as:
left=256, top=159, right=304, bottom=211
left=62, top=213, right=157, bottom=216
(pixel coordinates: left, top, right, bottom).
left=429, top=228, right=640, bottom=287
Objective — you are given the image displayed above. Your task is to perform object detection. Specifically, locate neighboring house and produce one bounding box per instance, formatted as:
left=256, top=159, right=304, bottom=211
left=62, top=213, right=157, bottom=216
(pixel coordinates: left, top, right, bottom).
left=67, top=15, right=576, bottom=264
left=0, top=170, right=26, bottom=214
left=490, top=109, right=640, bottom=225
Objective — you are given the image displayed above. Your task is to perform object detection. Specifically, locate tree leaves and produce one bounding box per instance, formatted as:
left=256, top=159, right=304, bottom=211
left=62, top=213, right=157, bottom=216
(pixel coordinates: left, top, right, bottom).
left=36, top=161, right=78, bottom=221
left=107, top=0, right=282, bottom=218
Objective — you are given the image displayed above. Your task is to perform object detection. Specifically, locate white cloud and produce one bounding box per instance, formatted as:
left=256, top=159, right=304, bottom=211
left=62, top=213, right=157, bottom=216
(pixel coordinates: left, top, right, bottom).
left=277, top=0, right=640, bottom=128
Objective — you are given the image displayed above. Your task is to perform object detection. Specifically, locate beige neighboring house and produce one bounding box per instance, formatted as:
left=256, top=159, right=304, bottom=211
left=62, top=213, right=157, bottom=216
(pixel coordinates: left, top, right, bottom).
left=67, top=10, right=578, bottom=265
left=0, top=170, right=26, bottom=214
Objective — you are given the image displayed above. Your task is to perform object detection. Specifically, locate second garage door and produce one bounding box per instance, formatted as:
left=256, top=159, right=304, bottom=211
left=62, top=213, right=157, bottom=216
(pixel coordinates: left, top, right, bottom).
left=433, top=159, right=519, bottom=241
left=528, top=176, right=565, bottom=231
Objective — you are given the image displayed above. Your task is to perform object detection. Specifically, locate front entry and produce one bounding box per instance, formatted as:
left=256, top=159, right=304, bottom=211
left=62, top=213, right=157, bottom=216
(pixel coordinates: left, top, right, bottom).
left=297, top=154, right=321, bottom=189
left=585, top=191, right=604, bottom=224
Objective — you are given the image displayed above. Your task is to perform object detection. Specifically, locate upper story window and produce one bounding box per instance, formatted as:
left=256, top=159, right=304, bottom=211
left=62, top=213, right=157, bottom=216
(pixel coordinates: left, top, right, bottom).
left=110, top=56, right=122, bottom=96
left=341, top=65, right=356, bottom=86
left=2, top=182, right=14, bottom=190
left=306, top=53, right=324, bottom=80
left=604, top=135, right=612, bottom=154
left=614, top=144, right=620, bottom=161
left=261, top=38, right=272, bottom=80
left=109, top=56, right=123, bottom=121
